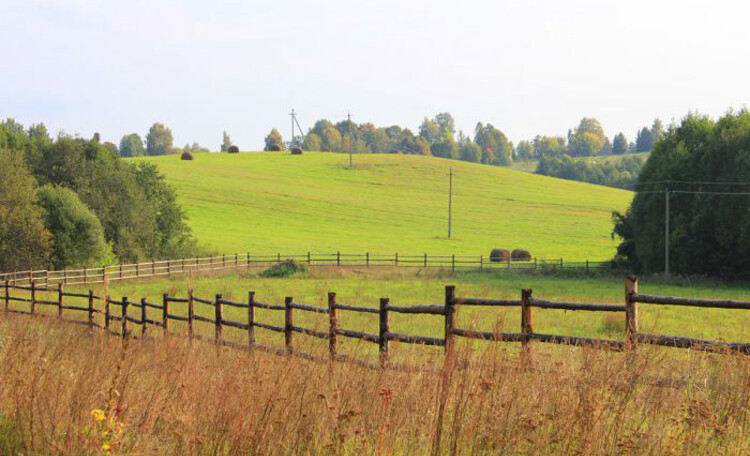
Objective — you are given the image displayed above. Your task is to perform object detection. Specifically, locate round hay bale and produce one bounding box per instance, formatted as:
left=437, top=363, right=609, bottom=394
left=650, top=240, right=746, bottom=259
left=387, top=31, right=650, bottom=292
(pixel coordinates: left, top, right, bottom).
left=489, top=248, right=510, bottom=263
left=180, top=151, right=194, bottom=161
left=270, top=144, right=282, bottom=151
left=227, top=145, right=240, bottom=153
left=291, top=147, right=303, bottom=155
left=511, top=249, right=532, bottom=261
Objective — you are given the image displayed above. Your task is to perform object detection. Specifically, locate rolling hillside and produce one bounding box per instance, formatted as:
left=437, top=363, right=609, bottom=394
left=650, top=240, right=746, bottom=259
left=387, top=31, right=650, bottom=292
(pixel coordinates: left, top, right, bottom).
left=135, top=152, right=633, bottom=259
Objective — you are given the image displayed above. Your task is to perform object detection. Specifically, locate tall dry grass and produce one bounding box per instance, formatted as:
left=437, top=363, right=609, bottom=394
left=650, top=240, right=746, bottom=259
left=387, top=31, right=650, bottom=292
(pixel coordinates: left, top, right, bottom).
left=0, top=314, right=747, bottom=455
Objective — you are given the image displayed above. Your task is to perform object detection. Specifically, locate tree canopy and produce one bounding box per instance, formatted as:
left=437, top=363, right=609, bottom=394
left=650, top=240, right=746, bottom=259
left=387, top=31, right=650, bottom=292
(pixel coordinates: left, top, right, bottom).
left=146, top=123, right=174, bottom=156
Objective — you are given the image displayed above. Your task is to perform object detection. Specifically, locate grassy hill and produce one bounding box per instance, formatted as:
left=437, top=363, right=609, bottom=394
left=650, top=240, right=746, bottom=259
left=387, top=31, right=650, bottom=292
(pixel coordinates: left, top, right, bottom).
left=135, top=152, right=633, bottom=260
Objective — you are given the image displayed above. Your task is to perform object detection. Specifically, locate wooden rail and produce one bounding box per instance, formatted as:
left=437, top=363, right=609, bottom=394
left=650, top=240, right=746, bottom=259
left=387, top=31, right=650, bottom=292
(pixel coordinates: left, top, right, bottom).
left=1, top=277, right=748, bottom=366
left=0, top=253, right=613, bottom=287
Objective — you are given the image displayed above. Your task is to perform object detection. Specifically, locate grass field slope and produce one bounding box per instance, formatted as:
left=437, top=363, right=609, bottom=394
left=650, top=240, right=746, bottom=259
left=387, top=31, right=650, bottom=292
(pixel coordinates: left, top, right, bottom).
left=136, top=152, right=632, bottom=259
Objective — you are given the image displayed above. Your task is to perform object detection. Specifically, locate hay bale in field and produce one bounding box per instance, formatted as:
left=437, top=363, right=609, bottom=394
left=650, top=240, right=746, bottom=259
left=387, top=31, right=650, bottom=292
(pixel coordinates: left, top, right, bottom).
left=270, top=144, right=282, bottom=151
left=489, top=248, right=510, bottom=262
left=180, top=151, right=194, bottom=161
left=260, top=259, right=307, bottom=278
left=291, top=147, right=303, bottom=155
left=227, top=145, right=240, bottom=153
left=511, top=249, right=532, bottom=261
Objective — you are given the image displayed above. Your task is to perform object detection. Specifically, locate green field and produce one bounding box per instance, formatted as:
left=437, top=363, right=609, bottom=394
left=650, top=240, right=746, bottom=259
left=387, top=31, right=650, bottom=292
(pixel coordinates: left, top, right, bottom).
left=135, top=152, right=632, bottom=260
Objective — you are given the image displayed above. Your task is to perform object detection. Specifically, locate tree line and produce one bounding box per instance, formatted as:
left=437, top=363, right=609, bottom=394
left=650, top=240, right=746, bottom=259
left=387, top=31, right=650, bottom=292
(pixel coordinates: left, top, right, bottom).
left=535, top=155, right=645, bottom=189
left=0, top=119, right=198, bottom=272
left=262, top=114, right=665, bottom=168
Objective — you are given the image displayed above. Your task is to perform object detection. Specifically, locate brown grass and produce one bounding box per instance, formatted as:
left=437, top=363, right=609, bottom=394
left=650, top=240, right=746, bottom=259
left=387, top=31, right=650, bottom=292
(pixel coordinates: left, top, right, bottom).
left=0, top=315, right=748, bottom=455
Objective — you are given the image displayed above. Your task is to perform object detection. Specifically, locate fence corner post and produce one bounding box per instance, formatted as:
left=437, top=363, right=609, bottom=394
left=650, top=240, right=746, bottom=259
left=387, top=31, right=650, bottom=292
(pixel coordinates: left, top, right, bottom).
left=379, top=297, right=390, bottom=367
left=284, top=296, right=294, bottom=354
left=444, top=285, right=457, bottom=360
left=215, top=293, right=223, bottom=343
left=247, top=291, right=256, bottom=346
left=328, top=292, right=338, bottom=361
left=625, top=276, right=639, bottom=348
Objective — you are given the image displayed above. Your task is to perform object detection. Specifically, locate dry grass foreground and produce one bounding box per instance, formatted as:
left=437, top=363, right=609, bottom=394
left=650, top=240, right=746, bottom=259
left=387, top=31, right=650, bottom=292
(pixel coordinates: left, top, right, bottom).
left=0, top=314, right=748, bottom=455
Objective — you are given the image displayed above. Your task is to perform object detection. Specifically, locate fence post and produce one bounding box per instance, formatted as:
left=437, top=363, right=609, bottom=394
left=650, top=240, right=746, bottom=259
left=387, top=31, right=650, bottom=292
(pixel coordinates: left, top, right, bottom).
left=57, top=283, right=64, bottom=318
left=308, top=252, right=311, bottom=266
left=30, top=280, right=36, bottom=315
left=235, top=253, right=239, bottom=268
left=586, top=260, right=589, bottom=273
left=121, top=297, right=129, bottom=338
left=451, top=254, right=455, bottom=272
left=507, top=257, right=511, bottom=271
left=521, top=289, right=533, bottom=353
left=625, top=276, right=639, bottom=348
left=162, top=293, right=169, bottom=335
left=187, top=289, right=194, bottom=339
left=64, top=269, right=68, bottom=284
left=140, top=298, right=148, bottom=337
left=4, top=281, right=9, bottom=312
left=152, top=259, right=156, bottom=277
left=247, top=252, right=251, bottom=269
left=328, top=292, right=337, bottom=361
left=395, top=252, right=398, bottom=267
left=119, top=264, right=124, bottom=280
left=248, top=291, right=256, bottom=346
left=102, top=267, right=106, bottom=283
left=104, top=296, right=111, bottom=331
left=215, top=294, right=223, bottom=343
left=337, top=251, right=341, bottom=267
left=167, top=260, right=171, bottom=277
left=87, top=290, right=95, bottom=328
left=366, top=252, right=370, bottom=267
left=45, top=270, right=50, bottom=287
left=84, top=268, right=87, bottom=284
left=480, top=255, right=483, bottom=271
left=534, top=257, right=538, bottom=270
left=444, top=286, right=456, bottom=359
left=135, top=262, right=139, bottom=278
left=284, top=296, right=294, bottom=354
left=222, top=254, right=226, bottom=270
left=379, top=298, right=390, bottom=367
left=560, top=258, right=564, bottom=269
left=277, top=253, right=281, bottom=265
left=424, top=253, right=428, bottom=268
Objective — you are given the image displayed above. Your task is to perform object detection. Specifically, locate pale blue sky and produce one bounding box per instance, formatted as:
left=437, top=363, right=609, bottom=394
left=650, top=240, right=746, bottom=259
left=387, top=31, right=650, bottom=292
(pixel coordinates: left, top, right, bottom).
left=1, top=0, right=748, bottom=150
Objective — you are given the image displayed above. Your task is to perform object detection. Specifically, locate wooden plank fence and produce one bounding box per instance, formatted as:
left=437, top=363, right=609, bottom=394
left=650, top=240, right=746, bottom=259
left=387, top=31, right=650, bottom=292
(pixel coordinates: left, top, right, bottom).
left=0, top=253, right=612, bottom=287
left=2, top=277, right=747, bottom=367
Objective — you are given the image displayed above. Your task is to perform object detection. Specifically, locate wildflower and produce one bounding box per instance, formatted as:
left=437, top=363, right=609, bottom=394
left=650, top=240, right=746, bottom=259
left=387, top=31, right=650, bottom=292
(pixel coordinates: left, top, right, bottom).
left=102, top=442, right=111, bottom=451
left=91, top=409, right=106, bottom=422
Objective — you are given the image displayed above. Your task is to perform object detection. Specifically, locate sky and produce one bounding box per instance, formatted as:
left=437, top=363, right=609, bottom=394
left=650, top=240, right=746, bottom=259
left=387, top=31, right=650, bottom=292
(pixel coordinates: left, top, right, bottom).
left=1, top=0, right=749, bottom=150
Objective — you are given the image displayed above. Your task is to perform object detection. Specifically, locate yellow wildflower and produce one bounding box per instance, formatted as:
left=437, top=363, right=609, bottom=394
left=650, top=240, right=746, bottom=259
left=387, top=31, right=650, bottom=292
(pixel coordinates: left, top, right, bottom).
left=91, top=409, right=106, bottom=422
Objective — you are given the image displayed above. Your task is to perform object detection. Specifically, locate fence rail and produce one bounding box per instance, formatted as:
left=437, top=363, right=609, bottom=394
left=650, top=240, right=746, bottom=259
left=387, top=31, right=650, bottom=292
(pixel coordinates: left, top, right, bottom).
left=2, top=277, right=748, bottom=366
left=0, top=253, right=613, bottom=287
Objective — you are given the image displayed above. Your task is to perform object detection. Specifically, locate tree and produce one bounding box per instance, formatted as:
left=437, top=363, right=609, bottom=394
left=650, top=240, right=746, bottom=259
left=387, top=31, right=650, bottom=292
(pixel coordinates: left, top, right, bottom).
left=459, top=141, right=481, bottom=162
left=102, top=142, right=119, bottom=156
left=612, top=133, right=629, bottom=154
left=651, top=118, right=665, bottom=142
left=434, top=112, right=456, bottom=140
left=0, top=149, right=51, bottom=271
left=568, top=118, right=606, bottom=156
left=533, top=135, right=566, bottom=158
left=635, top=127, right=654, bottom=152
left=304, top=132, right=321, bottom=151
left=431, top=136, right=458, bottom=159
left=613, top=110, right=750, bottom=277
left=418, top=117, right=441, bottom=143
left=119, top=133, right=145, bottom=157
left=264, top=128, right=284, bottom=151
left=37, top=184, right=109, bottom=269
left=146, top=123, right=174, bottom=156
left=319, top=127, right=343, bottom=152
left=474, top=123, right=512, bottom=165
left=515, top=140, right=535, bottom=161
left=221, top=130, right=232, bottom=152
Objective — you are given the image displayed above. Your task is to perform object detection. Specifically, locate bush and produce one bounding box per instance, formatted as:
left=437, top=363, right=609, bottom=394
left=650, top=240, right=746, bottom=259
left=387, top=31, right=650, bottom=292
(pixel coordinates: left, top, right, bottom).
left=259, top=259, right=307, bottom=278
left=227, top=145, right=239, bottom=153
left=181, top=151, right=194, bottom=160
left=291, top=147, right=303, bottom=155
left=37, top=184, right=110, bottom=269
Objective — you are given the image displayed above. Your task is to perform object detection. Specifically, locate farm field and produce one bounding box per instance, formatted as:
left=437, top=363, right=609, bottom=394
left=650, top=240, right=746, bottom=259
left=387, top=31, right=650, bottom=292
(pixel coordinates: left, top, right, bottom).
left=133, top=152, right=632, bottom=260
left=19, top=267, right=749, bottom=358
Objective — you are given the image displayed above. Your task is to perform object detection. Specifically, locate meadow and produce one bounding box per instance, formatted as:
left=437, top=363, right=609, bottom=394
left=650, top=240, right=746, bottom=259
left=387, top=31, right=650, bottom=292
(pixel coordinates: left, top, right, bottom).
left=133, top=152, right=632, bottom=260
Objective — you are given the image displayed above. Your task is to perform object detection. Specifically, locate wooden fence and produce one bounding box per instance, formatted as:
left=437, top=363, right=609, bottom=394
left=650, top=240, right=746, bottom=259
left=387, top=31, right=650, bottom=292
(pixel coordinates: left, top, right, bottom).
left=0, top=252, right=613, bottom=287
left=3, top=277, right=747, bottom=364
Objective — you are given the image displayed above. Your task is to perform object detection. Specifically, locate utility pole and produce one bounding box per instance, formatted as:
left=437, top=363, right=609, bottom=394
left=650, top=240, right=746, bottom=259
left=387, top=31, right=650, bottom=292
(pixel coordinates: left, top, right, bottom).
left=448, top=168, right=453, bottom=239
left=347, top=111, right=352, bottom=169
left=289, top=109, right=296, bottom=148
left=665, top=185, right=670, bottom=276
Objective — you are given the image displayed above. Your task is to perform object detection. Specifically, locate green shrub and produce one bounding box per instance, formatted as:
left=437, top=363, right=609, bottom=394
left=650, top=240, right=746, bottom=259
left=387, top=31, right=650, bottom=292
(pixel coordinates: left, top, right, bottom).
left=259, top=259, right=307, bottom=278
left=37, top=184, right=110, bottom=269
